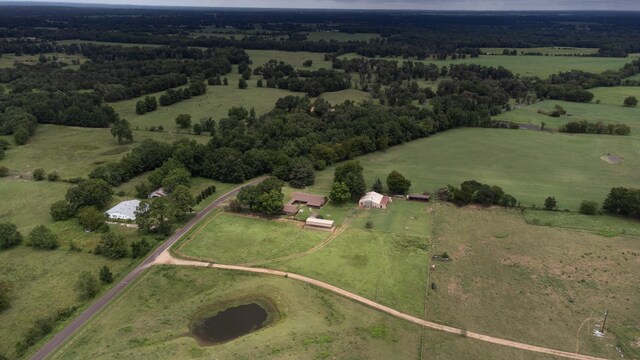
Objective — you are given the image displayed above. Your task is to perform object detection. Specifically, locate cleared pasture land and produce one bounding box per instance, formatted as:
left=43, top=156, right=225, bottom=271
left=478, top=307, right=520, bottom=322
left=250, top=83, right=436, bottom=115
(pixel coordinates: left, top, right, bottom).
left=177, top=212, right=330, bottom=264
left=339, top=53, right=632, bottom=78
left=426, top=204, right=640, bottom=360
left=311, top=127, right=640, bottom=210
left=481, top=47, right=599, bottom=56
left=0, top=52, right=87, bottom=69
left=0, top=124, right=206, bottom=179
left=56, top=266, right=428, bottom=360
left=305, top=32, right=381, bottom=42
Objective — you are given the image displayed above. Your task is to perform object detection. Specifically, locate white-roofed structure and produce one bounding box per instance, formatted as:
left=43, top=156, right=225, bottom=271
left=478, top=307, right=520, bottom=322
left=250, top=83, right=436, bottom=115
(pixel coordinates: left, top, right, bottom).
left=305, top=217, right=334, bottom=229
left=105, top=200, right=142, bottom=221
left=358, top=191, right=391, bottom=209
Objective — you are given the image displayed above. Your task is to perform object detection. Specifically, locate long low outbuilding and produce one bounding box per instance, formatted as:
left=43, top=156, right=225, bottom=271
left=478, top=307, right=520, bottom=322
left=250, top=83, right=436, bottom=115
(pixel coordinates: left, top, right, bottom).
left=305, top=217, right=334, bottom=229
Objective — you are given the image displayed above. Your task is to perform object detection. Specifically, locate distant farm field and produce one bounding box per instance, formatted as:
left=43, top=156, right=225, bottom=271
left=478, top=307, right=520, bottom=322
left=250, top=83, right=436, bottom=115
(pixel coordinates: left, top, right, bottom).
left=246, top=49, right=333, bottom=70
left=305, top=32, right=381, bottom=42
left=311, top=127, right=640, bottom=210
left=339, top=53, right=633, bottom=78
left=426, top=204, right=640, bottom=359
left=0, top=52, right=88, bottom=69
left=481, top=47, right=599, bottom=56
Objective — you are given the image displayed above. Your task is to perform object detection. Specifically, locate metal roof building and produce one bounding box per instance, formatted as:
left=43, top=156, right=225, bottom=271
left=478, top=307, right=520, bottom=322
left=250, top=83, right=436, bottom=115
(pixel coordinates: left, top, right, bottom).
left=105, top=200, right=142, bottom=221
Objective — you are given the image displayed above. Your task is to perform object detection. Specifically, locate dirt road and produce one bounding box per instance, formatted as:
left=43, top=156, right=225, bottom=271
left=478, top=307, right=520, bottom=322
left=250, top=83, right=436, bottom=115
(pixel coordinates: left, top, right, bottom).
left=154, top=253, right=608, bottom=360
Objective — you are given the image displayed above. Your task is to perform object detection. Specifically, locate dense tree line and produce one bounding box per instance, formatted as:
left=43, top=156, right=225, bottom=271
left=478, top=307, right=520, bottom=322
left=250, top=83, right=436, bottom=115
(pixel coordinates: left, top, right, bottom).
left=559, top=121, right=630, bottom=135
left=447, top=180, right=517, bottom=207
left=255, top=60, right=349, bottom=96
left=603, top=187, right=640, bottom=219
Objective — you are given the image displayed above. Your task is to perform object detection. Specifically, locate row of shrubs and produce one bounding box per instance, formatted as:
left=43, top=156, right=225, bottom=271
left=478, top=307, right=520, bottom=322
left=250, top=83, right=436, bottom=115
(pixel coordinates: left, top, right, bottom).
left=195, top=185, right=216, bottom=205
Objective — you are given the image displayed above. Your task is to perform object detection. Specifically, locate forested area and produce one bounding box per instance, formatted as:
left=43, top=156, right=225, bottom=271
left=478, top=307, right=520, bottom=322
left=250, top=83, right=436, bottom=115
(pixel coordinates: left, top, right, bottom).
left=2, top=8, right=640, bottom=57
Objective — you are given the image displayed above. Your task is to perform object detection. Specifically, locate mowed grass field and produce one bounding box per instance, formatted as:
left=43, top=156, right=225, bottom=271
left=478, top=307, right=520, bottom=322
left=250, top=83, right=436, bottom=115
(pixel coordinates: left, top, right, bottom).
left=497, top=100, right=640, bottom=135
left=0, top=124, right=207, bottom=179
left=176, top=213, right=330, bottom=264
left=274, top=200, right=431, bottom=316
left=426, top=204, right=640, bottom=359
left=57, top=266, right=428, bottom=360
left=311, top=127, right=640, bottom=210
left=339, top=53, right=634, bottom=78
left=305, top=31, right=381, bottom=42
left=481, top=47, right=599, bottom=56
left=0, top=52, right=88, bottom=69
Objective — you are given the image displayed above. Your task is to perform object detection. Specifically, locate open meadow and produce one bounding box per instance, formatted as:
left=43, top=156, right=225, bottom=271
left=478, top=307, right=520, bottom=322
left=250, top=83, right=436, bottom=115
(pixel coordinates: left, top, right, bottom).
left=339, top=53, right=635, bottom=78
left=309, top=127, right=640, bottom=211
left=426, top=203, right=640, bottom=359
left=0, top=52, right=88, bottom=69
left=481, top=47, right=599, bottom=56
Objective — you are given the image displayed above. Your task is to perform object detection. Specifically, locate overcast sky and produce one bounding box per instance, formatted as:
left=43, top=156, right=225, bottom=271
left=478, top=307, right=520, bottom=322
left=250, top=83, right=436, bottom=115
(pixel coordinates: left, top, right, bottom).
left=5, top=0, right=640, bottom=10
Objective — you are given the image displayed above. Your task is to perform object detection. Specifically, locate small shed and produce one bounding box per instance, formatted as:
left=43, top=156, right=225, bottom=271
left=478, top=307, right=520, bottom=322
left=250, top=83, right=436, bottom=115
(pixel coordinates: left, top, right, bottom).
left=282, top=204, right=299, bottom=215
left=359, top=191, right=391, bottom=209
left=148, top=188, right=167, bottom=198
left=407, top=194, right=430, bottom=202
left=305, top=217, right=334, bottom=229
left=105, top=200, right=142, bottom=221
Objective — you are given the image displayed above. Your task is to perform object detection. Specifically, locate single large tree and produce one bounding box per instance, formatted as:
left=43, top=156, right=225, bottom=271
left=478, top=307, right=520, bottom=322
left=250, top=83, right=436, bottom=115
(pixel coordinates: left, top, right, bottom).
left=386, top=171, right=411, bottom=195
left=75, top=271, right=99, bottom=300
left=136, top=197, right=177, bottom=234
left=288, top=158, right=316, bottom=188
left=175, top=114, right=192, bottom=129
left=254, top=189, right=284, bottom=215
left=623, top=96, right=637, bottom=107
left=66, top=179, right=113, bottom=211
left=333, top=160, right=366, bottom=200
left=77, top=206, right=107, bottom=232
left=94, top=232, right=128, bottom=259
left=329, top=182, right=351, bottom=203
left=111, top=118, right=133, bottom=144
left=99, top=265, right=113, bottom=284
left=0, top=222, right=22, bottom=249
left=169, top=185, right=196, bottom=214
left=544, top=196, right=558, bottom=211
left=27, top=225, right=58, bottom=249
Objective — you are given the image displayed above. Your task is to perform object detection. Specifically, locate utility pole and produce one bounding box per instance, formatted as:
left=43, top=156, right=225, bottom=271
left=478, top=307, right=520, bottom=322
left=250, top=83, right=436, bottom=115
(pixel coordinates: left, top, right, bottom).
left=601, top=310, right=608, bottom=334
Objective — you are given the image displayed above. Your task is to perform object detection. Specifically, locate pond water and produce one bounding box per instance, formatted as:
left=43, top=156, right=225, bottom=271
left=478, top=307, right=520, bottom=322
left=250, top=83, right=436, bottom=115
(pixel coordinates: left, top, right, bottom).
left=191, top=303, right=269, bottom=344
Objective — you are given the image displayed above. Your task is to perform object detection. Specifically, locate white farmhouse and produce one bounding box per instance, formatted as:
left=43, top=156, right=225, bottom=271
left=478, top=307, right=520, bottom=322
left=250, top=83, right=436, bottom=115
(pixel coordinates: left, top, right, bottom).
left=105, top=200, right=142, bottom=221
left=358, top=191, right=391, bottom=209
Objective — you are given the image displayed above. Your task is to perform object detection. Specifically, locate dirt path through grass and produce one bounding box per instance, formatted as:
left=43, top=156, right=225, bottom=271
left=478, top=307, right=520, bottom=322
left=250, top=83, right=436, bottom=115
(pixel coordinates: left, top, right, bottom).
left=154, top=252, right=606, bottom=360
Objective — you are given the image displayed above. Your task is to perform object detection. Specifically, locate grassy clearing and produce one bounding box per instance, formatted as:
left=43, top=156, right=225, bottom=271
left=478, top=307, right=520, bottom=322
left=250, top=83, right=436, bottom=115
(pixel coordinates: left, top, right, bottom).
left=522, top=209, right=640, bottom=237
left=57, top=265, right=426, bottom=360
left=311, top=127, right=640, bottom=210
left=319, top=89, right=372, bottom=104
left=0, top=124, right=205, bottom=179
left=339, top=53, right=632, bottom=78
left=495, top=86, right=640, bottom=138
left=273, top=200, right=431, bottom=316
left=481, top=47, right=599, bottom=56
left=110, top=69, right=305, bottom=131
left=305, top=32, right=381, bottom=42
left=177, top=212, right=329, bottom=264
left=246, top=49, right=332, bottom=70
left=426, top=204, right=640, bottom=359
left=0, top=52, right=87, bottom=69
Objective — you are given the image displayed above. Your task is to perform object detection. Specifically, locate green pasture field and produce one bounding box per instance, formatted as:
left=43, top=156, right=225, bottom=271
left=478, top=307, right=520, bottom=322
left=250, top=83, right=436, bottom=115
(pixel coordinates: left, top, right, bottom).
left=55, top=266, right=428, bottom=360
left=274, top=200, right=431, bottom=316
left=426, top=204, right=640, bottom=359
left=305, top=32, right=381, bottom=42
left=55, top=39, right=163, bottom=48
left=0, top=52, right=87, bottom=69
left=523, top=209, right=640, bottom=237
left=110, top=70, right=305, bottom=131
left=481, top=47, right=599, bottom=56
left=310, top=127, right=640, bottom=210
left=495, top=88, right=640, bottom=135
left=177, top=212, right=329, bottom=264
left=319, top=89, right=372, bottom=104
left=0, top=124, right=205, bottom=179
left=339, top=53, right=632, bottom=78
left=246, top=49, right=333, bottom=70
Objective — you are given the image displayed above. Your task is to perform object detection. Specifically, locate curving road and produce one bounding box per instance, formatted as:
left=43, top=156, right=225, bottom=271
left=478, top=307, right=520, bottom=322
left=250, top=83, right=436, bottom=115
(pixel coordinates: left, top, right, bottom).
left=29, top=178, right=265, bottom=360
left=154, top=253, right=608, bottom=360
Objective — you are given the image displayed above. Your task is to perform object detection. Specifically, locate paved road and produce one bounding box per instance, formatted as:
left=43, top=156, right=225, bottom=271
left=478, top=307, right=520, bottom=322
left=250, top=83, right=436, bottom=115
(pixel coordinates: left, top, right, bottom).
left=155, top=254, right=608, bottom=360
left=30, top=178, right=264, bottom=360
